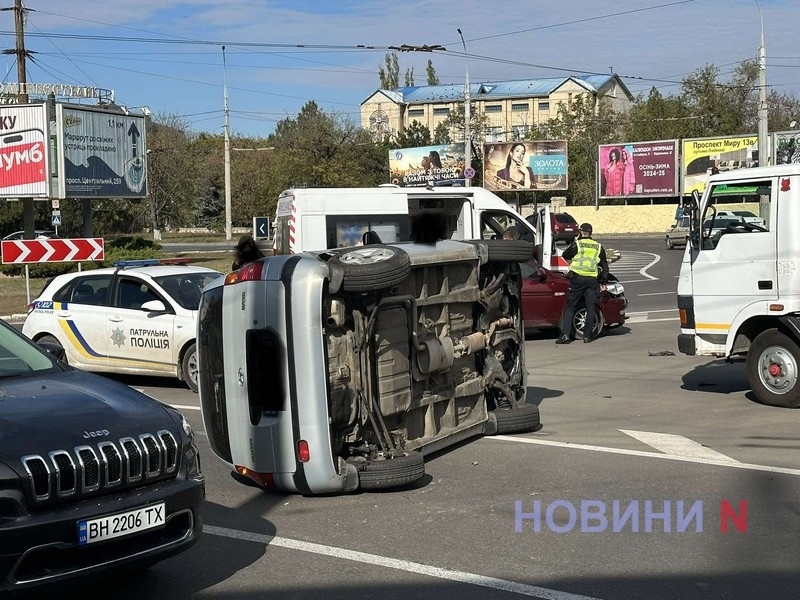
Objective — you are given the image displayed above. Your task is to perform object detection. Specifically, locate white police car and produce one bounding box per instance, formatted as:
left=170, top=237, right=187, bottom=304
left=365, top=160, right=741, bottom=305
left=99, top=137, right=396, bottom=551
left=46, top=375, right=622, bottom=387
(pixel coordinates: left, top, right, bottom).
left=22, top=259, right=222, bottom=392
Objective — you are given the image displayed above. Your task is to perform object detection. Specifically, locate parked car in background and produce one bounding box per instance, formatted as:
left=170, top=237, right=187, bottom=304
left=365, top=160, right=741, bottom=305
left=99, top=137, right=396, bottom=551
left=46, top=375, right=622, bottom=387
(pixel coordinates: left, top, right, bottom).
left=520, top=260, right=627, bottom=338
left=714, top=210, right=766, bottom=228
left=2, top=230, right=59, bottom=241
left=665, top=216, right=690, bottom=249
left=0, top=317, right=204, bottom=594
left=22, top=259, right=221, bottom=392
left=526, top=211, right=579, bottom=244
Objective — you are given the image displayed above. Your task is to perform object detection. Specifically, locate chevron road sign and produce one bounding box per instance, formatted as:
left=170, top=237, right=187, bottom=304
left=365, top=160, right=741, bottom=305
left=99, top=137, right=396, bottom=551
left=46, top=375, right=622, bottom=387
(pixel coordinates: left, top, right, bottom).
left=1, top=238, right=104, bottom=264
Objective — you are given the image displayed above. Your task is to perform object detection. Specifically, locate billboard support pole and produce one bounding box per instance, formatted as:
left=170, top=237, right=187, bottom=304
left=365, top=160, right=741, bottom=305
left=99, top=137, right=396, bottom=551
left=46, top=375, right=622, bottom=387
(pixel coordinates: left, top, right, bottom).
left=457, top=29, right=470, bottom=188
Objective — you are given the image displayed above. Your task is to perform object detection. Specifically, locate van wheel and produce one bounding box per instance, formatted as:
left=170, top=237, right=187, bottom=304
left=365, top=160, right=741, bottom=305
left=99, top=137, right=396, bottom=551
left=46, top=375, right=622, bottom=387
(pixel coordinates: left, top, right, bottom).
left=747, top=329, right=800, bottom=408
left=491, top=403, right=541, bottom=434
left=181, top=342, right=199, bottom=393
left=328, top=246, right=411, bottom=292
left=573, top=307, right=604, bottom=339
left=352, top=452, right=425, bottom=490
left=481, top=239, right=534, bottom=262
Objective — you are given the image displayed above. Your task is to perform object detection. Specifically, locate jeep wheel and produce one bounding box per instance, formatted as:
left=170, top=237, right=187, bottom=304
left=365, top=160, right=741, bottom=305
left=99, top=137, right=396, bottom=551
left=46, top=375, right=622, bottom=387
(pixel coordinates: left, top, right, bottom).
left=328, top=246, right=411, bottom=292
left=491, top=403, right=541, bottom=434
left=353, top=451, right=425, bottom=490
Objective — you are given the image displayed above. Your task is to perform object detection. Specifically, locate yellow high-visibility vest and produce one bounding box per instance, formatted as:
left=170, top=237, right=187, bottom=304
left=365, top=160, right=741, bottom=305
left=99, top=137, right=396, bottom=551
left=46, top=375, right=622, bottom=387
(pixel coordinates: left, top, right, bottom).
left=569, top=239, right=602, bottom=277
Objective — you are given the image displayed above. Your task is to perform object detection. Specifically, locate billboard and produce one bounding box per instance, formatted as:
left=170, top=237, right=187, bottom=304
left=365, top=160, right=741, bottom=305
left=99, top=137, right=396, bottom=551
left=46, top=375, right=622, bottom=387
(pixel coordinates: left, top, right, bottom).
left=388, top=143, right=465, bottom=187
left=56, top=104, right=148, bottom=198
left=681, top=134, right=759, bottom=196
left=773, top=130, right=800, bottom=165
left=483, top=140, right=568, bottom=192
left=598, top=140, right=678, bottom=198
left=0, top=104, right=50, bottom=197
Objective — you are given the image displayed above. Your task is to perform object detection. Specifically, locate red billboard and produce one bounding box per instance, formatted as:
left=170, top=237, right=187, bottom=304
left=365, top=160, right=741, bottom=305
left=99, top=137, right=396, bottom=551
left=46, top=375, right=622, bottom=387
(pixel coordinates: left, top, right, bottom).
left=598, top=140, right=679, bottom=198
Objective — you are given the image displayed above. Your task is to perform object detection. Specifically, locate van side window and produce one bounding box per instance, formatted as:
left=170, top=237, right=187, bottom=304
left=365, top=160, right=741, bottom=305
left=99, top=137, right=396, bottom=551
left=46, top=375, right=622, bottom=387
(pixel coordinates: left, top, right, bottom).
left=325, top=215, right=408, bottom=249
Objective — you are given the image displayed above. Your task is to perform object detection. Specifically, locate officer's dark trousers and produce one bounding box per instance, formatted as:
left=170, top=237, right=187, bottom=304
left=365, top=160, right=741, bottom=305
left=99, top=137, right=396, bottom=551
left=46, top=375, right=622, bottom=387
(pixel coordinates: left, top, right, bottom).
left=559, top=274, right=599, bottom=338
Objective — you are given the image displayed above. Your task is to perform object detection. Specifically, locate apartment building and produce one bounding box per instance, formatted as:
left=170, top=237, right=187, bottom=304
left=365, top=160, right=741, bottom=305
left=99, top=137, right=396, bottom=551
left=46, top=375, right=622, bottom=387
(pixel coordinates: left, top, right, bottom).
left=361, top=74, right=633, bottom=143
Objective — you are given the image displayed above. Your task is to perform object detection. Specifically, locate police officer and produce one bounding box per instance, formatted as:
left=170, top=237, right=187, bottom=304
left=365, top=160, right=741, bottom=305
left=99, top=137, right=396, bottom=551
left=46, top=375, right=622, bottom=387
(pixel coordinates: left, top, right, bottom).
left=555, top=222, right=609, bottom=344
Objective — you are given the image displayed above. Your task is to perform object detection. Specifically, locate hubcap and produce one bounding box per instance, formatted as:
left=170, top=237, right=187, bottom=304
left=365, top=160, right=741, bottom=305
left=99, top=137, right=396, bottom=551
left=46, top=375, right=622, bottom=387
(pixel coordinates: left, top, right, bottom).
left=758, top=345, right=798, bottom=395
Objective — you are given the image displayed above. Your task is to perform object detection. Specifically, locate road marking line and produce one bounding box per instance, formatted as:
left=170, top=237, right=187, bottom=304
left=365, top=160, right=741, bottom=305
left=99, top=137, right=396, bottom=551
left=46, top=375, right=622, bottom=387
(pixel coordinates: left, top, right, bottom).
left=638, top=291, right=675, bottom=296
left=204, top=525, right=602, bottom=600
left=619, top=430, right=739, bottom=463
left=488, top=436, right=800, bottom=477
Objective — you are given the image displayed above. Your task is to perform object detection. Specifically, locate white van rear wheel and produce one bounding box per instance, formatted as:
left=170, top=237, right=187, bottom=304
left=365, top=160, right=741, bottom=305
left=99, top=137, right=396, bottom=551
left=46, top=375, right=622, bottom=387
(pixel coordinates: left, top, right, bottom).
left=352, top=451, right=425, bottom=490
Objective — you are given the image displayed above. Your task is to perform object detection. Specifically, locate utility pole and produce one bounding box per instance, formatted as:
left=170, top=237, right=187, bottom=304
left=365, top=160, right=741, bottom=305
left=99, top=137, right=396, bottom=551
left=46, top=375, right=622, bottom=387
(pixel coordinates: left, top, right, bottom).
left=755, top=0, right=768, bottom=166
left=222, top=46, right=232, bottom=242
left=457, top=29, right=471, bottom=187
left=4, top=0, right=35, bottom=237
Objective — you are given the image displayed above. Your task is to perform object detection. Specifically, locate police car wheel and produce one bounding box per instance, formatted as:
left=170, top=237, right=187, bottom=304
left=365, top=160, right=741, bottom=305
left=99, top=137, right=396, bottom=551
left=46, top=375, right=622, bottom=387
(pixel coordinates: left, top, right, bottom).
left=182, top=343, right=199, bottom=393
left=352, top=451, right=425, bottom=490
left=491, top=403, right=541, bottom=435
left=328, top=246, right=411, bottom=293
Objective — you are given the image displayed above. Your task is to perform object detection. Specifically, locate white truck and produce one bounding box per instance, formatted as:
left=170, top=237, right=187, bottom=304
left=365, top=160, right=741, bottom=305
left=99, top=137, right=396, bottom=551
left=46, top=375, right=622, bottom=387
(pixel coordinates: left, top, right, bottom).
left=677, top=163, right=800, bottom=407
left=272, top=186, right=565, bottom=271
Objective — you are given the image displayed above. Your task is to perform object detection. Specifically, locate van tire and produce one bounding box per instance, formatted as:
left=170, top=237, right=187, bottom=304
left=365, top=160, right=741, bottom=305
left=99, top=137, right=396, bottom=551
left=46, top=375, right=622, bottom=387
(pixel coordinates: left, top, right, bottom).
left=480, top=239, right=534, bottom=262
left=491, top=403, right=541, bottom=434
left=746, top=328, right=800, bottom=408
left=354, top=451, right=425, bottom=490
left=328, top=246, right=411, bottom=292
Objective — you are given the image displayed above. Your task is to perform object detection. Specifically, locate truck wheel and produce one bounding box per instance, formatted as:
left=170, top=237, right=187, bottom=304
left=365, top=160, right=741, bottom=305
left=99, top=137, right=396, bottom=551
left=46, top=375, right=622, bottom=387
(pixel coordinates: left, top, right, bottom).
left=573, top=307, right=604, bottom=339
left=481, top=239, right=534, bottom=262
left=353, top=452, right=425, bottom=490
left=181, top=342, right=199, bottom=393
left=747, top=329, right=800, bottom=408
left=328, top=246, right=411, bottom=292
left=491, top=403, right=541, bottom=434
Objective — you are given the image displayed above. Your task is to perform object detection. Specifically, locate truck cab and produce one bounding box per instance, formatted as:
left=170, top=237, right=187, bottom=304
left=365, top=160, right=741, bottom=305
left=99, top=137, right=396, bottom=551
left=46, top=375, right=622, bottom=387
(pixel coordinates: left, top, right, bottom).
left=677, top=164, right=800, bottom=407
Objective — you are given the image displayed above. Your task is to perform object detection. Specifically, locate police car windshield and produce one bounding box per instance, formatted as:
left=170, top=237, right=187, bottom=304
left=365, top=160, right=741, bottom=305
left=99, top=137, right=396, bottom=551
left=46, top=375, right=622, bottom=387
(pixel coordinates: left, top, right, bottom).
left=154, top=273, right=221, bottom=310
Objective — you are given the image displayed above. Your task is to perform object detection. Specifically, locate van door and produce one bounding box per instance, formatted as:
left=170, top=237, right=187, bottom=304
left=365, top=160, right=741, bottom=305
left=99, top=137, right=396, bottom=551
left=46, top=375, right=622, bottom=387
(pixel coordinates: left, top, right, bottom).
left=689, top=177, right=777, bottom=344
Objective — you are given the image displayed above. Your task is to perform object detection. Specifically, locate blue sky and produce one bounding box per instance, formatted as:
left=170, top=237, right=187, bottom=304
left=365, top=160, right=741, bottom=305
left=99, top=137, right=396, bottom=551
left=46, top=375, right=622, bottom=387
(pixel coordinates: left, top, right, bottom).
left=3, top=0, right=797, bottom=138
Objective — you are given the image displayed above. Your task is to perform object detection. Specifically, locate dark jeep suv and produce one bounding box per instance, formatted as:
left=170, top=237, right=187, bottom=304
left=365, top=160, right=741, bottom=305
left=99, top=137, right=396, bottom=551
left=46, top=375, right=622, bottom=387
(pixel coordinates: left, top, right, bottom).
left=0, top=319, right=204, bottom=593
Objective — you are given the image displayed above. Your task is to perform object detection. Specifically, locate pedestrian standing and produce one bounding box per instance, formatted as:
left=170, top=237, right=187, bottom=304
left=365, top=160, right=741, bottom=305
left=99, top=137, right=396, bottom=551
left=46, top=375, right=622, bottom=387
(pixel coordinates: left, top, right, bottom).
left=555, top=223, right=609, bottom=344
left=232, top=234, right=265, bottom=270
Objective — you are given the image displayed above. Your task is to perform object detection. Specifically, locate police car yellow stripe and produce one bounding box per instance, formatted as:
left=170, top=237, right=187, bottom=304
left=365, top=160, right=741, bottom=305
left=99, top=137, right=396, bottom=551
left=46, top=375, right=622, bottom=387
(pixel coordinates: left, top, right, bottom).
left=56, top=319, right=172, bottom=368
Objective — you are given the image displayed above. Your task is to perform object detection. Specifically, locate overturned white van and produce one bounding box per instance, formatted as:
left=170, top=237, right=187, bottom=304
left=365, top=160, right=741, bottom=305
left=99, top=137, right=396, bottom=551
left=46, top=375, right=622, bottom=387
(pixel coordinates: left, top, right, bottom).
left=197, top=238, right=540, bottom=495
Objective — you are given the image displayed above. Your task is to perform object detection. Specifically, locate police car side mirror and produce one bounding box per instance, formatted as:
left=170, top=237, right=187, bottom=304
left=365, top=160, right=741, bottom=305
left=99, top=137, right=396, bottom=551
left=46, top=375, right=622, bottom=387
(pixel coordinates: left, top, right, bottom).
left=141, top=299, right=167, bottom=313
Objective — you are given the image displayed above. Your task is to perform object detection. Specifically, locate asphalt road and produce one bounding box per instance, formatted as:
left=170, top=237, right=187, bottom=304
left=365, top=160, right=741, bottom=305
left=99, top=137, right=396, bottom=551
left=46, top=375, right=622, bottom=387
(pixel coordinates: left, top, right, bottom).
left=17, top=238, right=800, bottom=600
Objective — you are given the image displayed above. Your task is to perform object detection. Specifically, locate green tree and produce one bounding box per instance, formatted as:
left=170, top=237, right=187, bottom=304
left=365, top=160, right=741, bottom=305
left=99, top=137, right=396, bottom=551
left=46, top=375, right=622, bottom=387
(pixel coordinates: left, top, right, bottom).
left=433, top=122, right=450, bottom=144
left=393, top=120, right=432, bottom=148
left=533, top=94, right=625, bottom=206
left=404, top=66, right=414, bottom=87
left=426, top=59, right=439, bottom=85
left=379, top=53, right=399, bottom=89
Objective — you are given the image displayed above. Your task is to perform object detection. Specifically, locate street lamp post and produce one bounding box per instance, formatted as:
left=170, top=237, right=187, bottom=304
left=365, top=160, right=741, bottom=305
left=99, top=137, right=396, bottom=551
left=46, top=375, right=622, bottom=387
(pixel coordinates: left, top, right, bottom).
left=222, top=46, right=233, bottom=241
left=755, top=0, right=768, bottom=166
left=456, top=28, right=471, bottom=187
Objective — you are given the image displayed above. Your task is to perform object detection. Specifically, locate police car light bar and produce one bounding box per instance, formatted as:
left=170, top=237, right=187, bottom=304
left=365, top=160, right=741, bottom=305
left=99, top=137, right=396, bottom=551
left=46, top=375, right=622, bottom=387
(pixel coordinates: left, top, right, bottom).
left=112, top=258, right=191, bottom=268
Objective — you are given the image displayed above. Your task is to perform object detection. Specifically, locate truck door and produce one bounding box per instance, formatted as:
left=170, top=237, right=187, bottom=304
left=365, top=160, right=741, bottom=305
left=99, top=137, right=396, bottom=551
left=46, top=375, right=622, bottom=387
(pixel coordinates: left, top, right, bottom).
left=688, top=178, right=777, bottom=340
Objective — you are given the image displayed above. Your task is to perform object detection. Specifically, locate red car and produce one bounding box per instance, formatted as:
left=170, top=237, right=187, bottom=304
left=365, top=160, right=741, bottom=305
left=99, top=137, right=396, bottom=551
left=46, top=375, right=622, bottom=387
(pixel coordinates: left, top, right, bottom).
left=520, top=261, right=627, bottom=338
